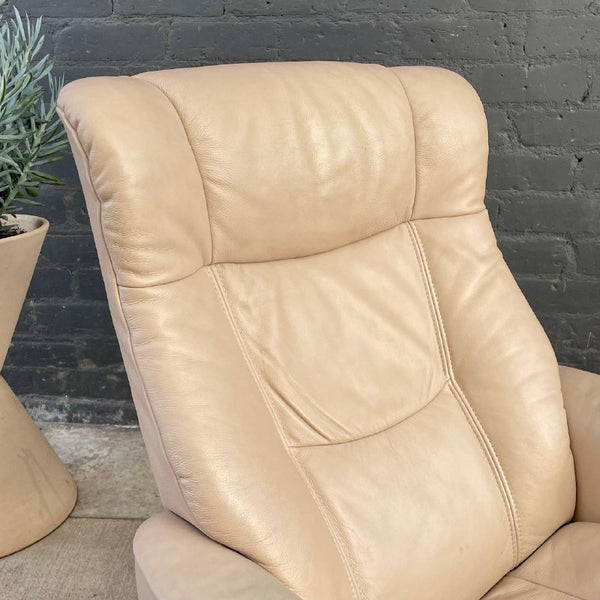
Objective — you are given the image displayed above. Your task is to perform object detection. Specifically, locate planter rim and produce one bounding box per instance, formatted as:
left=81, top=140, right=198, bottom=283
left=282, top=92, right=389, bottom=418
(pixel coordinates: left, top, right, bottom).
left=0, top=214, right=49, bottom=248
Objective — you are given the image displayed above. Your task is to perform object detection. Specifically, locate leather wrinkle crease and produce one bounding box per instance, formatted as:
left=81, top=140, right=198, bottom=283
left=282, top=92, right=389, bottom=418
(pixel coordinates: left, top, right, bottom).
left=408, top=220, right=522, bottom=567
left=290, top=378, right=450, bottom=449
left=261, top=351, right=349, bottom=443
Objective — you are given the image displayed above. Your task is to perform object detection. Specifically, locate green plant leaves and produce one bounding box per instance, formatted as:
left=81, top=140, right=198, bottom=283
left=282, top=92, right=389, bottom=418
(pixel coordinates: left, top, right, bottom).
left=0, top=6, right=68, bottom=219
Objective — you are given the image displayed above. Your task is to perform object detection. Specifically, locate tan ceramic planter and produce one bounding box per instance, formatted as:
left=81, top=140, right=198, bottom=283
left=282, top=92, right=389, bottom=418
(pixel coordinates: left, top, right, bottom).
left=0, top=215, right=77, bottom=557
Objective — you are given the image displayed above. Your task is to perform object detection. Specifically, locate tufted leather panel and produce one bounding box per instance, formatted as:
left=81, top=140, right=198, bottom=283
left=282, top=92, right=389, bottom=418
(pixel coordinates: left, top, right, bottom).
left=58, top=62, right=581, bottom=599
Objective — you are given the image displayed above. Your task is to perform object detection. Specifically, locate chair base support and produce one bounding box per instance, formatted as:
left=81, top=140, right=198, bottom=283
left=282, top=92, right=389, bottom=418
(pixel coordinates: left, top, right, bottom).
left=134, top=511, right=299, bottom=600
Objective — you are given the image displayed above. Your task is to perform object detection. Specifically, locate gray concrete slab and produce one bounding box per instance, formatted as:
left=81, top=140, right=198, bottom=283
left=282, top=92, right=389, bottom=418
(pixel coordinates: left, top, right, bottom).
left=0, top=518, right=141, bottom=600
left=40, top=423, right=162, bottom=519
left=0, top=423, right=162, bottom=600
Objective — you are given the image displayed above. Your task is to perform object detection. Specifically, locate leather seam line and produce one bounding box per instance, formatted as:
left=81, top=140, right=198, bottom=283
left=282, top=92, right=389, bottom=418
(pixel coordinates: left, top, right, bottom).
left=409, top=221, right=522, bottom=566
left=387, top=68, right=418, bottom=221
left=408, top=220, right=520, bottom=565
left=102, top=209, right=489, bottom=289
left=207, top=208, right=488, bottom=268
left=290, top=377, right=450, bottom=449
left=505, top=575, right=586, bottom=600
left=208, top=264, right=363, bottom=600
left=112, top=209, right=489, bottom=290
left=94, top=210, right=491, bottom=291
left=448, top=378, right=518, bottom=565
left=57, top=107, right=200, bottom=530
left=407, top=220, right=522, bottom=567
left=135, top=75, right=215, bottom=264
left=224, top=208, right=490, bottom=266
left=406, top=223, right=448, bottom=377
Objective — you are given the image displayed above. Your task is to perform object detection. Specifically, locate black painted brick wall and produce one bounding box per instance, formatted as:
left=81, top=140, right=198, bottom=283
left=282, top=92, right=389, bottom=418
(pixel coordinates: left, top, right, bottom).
left=3, top=0, right=600, bottom=423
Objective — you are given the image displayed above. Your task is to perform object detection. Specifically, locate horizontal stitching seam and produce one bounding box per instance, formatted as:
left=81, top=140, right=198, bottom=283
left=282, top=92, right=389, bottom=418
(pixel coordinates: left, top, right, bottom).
left=214, top=207, right=487, bottom=267
left=100, top=211, right=490, bottom=290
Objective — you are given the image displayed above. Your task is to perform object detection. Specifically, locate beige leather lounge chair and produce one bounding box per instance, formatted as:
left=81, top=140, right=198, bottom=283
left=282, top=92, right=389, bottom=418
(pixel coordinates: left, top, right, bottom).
left=58, top=62, right=600, bottom=600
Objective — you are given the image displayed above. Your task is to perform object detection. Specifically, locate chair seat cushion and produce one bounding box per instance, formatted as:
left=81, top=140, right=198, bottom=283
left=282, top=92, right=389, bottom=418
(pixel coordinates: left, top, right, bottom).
left=482, top=522, right=600, bottom=599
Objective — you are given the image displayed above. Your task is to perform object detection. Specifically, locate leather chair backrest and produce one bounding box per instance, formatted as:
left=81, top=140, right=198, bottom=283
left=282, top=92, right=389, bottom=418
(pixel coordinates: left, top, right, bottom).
left=58, top=62, right=575, bottom=600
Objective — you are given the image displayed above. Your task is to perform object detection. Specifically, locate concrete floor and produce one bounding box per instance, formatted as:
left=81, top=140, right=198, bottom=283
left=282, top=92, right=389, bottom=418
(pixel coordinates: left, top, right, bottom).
left=0, top=423, right=161, bottom=600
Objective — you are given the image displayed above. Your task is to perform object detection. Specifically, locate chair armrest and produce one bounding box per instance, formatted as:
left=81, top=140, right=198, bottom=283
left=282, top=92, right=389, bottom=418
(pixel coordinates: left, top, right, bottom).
left=559, top=365, right=600, bottom=522
left=134, top=512, right=299, bottom=600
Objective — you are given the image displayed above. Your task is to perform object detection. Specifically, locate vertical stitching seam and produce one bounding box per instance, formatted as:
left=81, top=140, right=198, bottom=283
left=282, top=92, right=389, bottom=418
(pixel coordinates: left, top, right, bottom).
left=408, top=221, right=521, bottom=567
left=138, top=77, right=215, bottom=264
left=406, top=223, right=448, bottom=378
left=208, top=264, right=363, bottom=600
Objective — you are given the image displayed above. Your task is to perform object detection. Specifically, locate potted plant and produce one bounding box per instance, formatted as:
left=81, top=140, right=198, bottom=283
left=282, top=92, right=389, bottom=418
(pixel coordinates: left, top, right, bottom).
left=0, top=3, right=76, bottom=557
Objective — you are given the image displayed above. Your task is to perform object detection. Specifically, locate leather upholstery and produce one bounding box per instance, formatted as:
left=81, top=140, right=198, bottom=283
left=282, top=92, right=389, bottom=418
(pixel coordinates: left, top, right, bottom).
left=134, top=511, right=299, bottom=600
left=57, top=62, right=596, bottom=599
left=559, top=366, right=600, bottom=523
left=483, top=522, right=600, bottom=599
